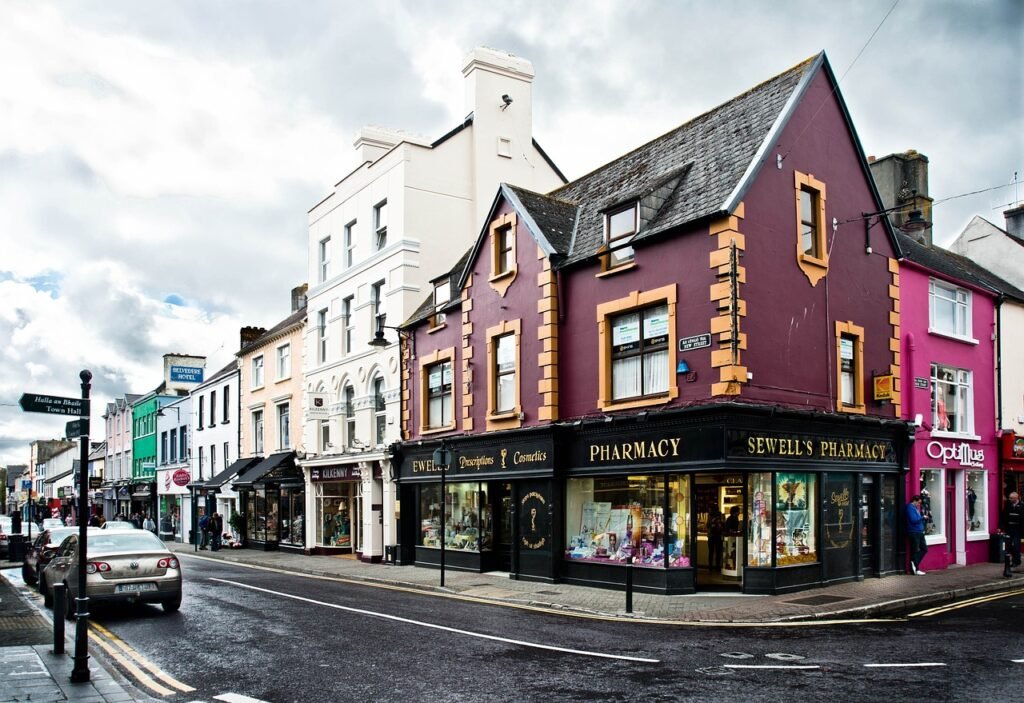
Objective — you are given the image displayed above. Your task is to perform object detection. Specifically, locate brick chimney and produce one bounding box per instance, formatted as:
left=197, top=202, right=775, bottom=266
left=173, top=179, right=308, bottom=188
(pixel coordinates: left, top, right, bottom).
left=1004, top=203, right=1024, bottom=240
left=868, top=150, right=934, bottom=245
left=240, top=326, right=266, bottom=349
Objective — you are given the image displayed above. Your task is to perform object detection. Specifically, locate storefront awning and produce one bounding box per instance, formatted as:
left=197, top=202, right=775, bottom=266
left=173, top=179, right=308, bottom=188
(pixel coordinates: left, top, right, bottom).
left=233, top=451, right=300, bottom=488
left=205, top=457, right=263, bottom=490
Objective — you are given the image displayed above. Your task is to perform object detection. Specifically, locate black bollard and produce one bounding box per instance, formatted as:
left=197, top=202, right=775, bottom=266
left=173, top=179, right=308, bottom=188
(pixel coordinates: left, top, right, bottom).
left=52, top=583, right=66, bottom=654
left=625, top=556, right=634, bottom=614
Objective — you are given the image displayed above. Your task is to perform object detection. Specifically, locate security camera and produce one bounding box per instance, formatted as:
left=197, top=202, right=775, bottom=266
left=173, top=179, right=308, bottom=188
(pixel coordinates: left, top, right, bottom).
left=500, top=94, right=513, bottom=110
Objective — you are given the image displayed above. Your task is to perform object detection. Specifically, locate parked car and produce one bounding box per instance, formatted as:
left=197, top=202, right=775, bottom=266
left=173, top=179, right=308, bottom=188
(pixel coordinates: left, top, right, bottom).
left=101, top=521, right=137, bottom=530
left=41, top=518, right=65, bottom=530
left=42, top=530, right=182, bottom=614
left=22, top=527, right=81, bottom=587
left=0, top=516, right=13, bottom=558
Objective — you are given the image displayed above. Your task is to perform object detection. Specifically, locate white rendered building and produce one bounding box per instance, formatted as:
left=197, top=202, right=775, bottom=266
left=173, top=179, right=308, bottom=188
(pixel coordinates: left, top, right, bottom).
left=301, top=47, right=565, bottom=560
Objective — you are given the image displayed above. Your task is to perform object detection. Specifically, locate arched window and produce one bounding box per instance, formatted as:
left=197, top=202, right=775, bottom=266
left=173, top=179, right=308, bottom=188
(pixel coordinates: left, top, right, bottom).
left=373, top=376, right=386, bottom=446
left=343, top=385, right=356, bottom=448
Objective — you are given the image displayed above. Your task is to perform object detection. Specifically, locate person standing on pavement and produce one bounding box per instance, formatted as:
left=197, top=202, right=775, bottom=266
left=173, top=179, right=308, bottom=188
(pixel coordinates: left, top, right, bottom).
left=209, top=512, right=223, bottom=551
left=906, top=495, right=928, bottom=575
left=997, top=491, right=1023, bottom=577
left=198, top=512, right=210, bottom=549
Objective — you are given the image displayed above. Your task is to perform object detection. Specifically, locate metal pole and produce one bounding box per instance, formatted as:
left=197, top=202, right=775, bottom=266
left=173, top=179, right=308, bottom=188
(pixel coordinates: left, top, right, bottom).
left=439, top=453, right=446, bottom=589
left=70, top=369, right=91, bottom=683
left=625, top=556, right=634, bottom=614
left=52, top=583, right=66, bottom=654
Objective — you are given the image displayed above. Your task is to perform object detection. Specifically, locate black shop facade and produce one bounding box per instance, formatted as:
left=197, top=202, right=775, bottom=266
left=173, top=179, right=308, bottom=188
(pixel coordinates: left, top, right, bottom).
left=396, top=406, right=910, bottom=595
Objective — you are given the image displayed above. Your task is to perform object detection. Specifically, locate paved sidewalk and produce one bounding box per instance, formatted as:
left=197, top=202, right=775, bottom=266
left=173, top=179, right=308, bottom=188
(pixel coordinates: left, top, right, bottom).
left=165, top=543, right=1024, bottom=623
left=0, top=569, right=148, bottom=702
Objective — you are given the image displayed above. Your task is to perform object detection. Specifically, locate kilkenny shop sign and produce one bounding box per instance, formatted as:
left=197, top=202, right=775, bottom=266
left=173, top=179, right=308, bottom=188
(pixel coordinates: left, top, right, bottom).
left=19, top=393, right=88, bottom=417
left=170, top=365, right=204, bottom=383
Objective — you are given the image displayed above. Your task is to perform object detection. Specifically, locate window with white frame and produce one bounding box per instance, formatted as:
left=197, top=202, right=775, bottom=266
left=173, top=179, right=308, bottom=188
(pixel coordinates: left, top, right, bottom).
left=161, top=431, right=168, bottom=465
left=252, top=356, right=264, bottom=389
left=610, top=304, right=669, bottom=400
left=344, top=220, right=356, bottom=268
left=223, top=441, right=229, bottom=470
left=277, top=343, right=291, bottom=380
left=931, top=363, right=973, bottom=435
left=318, top=236, right=331, bottom=283
left=198, top=396, right=205, bottom=429
left=178, top=426, right=186, bottom=460
left=370, top=281, right=384, bottom=335
left=209, top=390, right=217, bottom=427
left=342, top=296, right=354, bottom=355
left=374, top=200, right=388, bottom=251
left=432, top=278, right=449, bottom=327
left=373, top=376, right=386, bottom=446
left=919, top=469, right=943, bottom=541
left=426, top=361, right=453, bottom=429
left=252, top=409, right=264, bottom=455
left=929, top=279, right=971, bottom=339
left=343, top=386, right=356, bottom=447
left=966, top=470, right=987, bottom=533
left=604, top=202, right=637, bottom=269
left=494, top=333, right=516, bottom=413
left=317, top=309, right=328, bottom=364
left=198, top=446, right=205, bottom=480
left=222, top=385, right=230, bottom=423
left=169, top=428, right=177, bottom=463
left=319, top=419, right=331, bottom=453
left=277, top=403, right=291, bottom=450
left=210, top=444, right=216, bottom=474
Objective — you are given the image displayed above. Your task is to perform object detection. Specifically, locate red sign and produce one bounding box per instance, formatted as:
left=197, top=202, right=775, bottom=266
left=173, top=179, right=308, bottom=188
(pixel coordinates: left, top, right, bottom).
left=172, top=469, right=191, bottom=487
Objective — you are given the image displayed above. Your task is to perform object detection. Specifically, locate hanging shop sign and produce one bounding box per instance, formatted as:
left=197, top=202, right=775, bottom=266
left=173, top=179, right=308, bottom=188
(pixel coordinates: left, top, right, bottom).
left=873, top=374, right=894, bottom=401
left=172, top=469, right=191, bottom=487
left=308, top=393, right=329, bottom=419
left=727, top=431, right=896, bottom=464
left=926, top=440, right=984, bottom=468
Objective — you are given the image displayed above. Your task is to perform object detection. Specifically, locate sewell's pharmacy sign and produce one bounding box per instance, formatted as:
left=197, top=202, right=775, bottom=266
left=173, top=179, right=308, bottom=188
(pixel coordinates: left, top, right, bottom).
left=926, top=440, right=984, bottom=468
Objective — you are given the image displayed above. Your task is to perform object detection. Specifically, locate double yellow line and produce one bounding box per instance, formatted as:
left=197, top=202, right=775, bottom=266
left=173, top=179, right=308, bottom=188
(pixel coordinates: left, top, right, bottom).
left=88, top=621, right=195, bottom=697
left=909, top=588, right=1024, bottom=618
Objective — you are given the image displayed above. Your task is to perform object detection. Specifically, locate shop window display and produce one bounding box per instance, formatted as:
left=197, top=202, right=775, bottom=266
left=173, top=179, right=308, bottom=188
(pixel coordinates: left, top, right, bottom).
left=965, top=470, right=986, bottom=535
left=747, top=472, right=773, bottom=567
left=419, top=483, right=490, bottom=552
left=666, top=475, right=690, bottom=568
left=565, top=476, right=670, bottom=568
left=280, top=488, right=305, bottom=546
left=775, top=472, right=817, bottom=566
left=919, top=469, right=943, bottom=541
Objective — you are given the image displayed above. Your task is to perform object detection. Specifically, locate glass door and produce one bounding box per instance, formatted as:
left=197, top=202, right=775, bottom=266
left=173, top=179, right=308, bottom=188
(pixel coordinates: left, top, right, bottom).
left=860, top=475, right=876, bottom=576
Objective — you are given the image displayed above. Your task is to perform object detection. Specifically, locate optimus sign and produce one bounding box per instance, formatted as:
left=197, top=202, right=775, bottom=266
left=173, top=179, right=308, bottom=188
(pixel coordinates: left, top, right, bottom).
left=926, top=440, right=984, bottom=468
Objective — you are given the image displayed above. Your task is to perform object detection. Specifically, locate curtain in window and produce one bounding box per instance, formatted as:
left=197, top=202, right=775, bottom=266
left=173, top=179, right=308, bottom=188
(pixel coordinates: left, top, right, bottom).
left=644, top=349, right=669, bottom=394
left=612, top=357, right=641, bottom=400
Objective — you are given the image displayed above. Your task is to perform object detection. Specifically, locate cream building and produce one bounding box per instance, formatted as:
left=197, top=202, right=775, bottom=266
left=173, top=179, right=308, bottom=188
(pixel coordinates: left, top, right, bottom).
left=301, top=47, right=565, bottom=560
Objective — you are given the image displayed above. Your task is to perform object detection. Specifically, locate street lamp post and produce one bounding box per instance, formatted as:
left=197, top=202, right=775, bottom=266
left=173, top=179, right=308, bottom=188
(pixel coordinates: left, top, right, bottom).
left=71, top=369, right=92, bottom=683
left=432, top=442, right=452, bottom=588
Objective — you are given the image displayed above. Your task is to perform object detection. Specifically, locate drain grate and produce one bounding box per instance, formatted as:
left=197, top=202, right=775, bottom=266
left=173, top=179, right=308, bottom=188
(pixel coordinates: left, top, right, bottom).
left=534, top=590, right=562, bottom=596
left=784, top=594, right=852, bottom=606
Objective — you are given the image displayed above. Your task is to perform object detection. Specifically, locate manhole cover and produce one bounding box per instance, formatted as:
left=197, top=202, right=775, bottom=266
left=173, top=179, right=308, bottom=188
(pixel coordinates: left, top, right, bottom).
left=784, top=594, right=852, bottom=606
left=720, top=652, right=754, bottom=659
left=696, top=667, right=734, bottom=676
left=766, top=652, right=806, bottom=661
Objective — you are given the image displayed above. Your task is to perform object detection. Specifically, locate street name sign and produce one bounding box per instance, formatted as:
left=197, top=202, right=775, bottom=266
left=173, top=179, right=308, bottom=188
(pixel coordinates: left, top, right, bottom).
left=65, top=419, right=88, bottom=438
left=19, top=393, right=88, bottom=417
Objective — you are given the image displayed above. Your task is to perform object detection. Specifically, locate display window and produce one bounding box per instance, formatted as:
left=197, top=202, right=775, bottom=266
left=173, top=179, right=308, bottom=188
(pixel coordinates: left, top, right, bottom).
left=919, top=469, right=944, bottom=543
left=246, top=487, right=279, bottom=542
left=418, top=482, right=490, bottom=552
left=564, top=475, right=670, bottom=568
left=315, top=482, right=357, bottom=548
left=775, top=472, right=817, bottom=566
left=965, top=470, right=986, bottom=537
left=280, top=487, right=305, bottom=547
left=666, top=475, right=691, bottom=568
left=747, top=472, right=773, bottom=567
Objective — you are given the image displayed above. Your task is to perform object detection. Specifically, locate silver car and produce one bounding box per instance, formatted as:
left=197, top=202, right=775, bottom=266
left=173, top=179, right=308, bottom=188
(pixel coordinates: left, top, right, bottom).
left=42, top=530, right=182, bottom=614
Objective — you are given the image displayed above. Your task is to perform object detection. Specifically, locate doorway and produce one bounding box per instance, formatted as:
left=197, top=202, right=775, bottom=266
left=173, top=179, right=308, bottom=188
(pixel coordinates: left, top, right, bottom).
left=695, top=475, right=744, bottom=589
left=860, top=475, right=876, bottom=576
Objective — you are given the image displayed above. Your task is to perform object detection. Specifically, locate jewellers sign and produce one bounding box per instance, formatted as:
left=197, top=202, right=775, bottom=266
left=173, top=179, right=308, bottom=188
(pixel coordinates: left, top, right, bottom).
left=400, top=435, right=554, bottom=480
left=926, top=441, right=984, bottom=468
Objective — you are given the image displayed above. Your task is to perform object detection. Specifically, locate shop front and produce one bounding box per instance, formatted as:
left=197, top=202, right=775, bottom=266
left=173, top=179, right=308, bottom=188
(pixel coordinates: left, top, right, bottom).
left=397, top=429, right=556, bottom=581
left=909, top=433, right=999, bottom=570
left=306, top=464, right=364, bottom=556
left=1001, top=432, right=1024, bottom=499
left=235, top=451, right=303, bottom=552
left=561, top=407, right=908, bottom=595
left=205, top=457, right=262, bottom=541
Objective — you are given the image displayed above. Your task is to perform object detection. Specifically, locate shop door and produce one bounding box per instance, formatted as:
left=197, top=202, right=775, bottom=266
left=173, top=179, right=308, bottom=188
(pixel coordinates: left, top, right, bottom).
left=351, top=485, right=362, bottom=556
left=494, top=482, right=513, bottom=572
left=823, top=473, right=857, bottom=582
left=944, top=474, right=956, bottom=566
left=695, top=476, right=744, bottom=589
left=859, top=475, right=876, bottom=576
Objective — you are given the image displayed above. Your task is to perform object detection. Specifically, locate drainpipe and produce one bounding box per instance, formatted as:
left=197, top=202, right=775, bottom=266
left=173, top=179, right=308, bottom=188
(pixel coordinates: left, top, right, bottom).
left=995, top=296, right=1003, bottom=431
left=905, top=332, right=915, bottom=421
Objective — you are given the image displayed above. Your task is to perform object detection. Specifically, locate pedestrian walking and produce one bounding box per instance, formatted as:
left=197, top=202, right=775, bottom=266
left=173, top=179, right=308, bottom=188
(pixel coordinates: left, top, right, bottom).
left=198, top=512, right=210, bottom=549
left=143, top=514, right=157, bottom=533
left=209, top=512, right=223, bottom=551
left=997, top=491, right=1023, bottom=578
left=906, top=495, right=928, bottom=575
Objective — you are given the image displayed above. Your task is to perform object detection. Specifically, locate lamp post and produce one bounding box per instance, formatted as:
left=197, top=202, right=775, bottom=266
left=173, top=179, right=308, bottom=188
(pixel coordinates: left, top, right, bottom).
left=432, top=442, right=452, bottom=588
left=71, top=369, right=92, bottom=684
left=857, top=189, right=933, bottom=254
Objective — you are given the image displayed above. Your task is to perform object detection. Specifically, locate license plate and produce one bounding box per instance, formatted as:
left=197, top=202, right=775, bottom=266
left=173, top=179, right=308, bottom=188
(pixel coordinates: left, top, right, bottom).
left=114, top=583, right=157, bottom=593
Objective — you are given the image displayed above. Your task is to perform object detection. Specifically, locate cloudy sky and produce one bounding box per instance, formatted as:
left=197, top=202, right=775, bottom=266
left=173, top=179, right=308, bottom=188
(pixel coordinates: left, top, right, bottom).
left=1, top=0, right=1021, bottom=466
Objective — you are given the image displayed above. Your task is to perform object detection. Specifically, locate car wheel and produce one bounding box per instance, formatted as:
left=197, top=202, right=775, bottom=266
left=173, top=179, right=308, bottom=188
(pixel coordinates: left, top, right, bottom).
left=42, top=578, right=53, bottom=607
left=22, top=563, right=36, bottom=586
left=162, top=594, right=182, bottom=613
left=64, top=585, right=75, bottom=620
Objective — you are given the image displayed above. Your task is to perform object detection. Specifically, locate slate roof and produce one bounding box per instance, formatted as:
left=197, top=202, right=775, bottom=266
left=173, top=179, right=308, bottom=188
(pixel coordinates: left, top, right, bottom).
left=504, top=185, right=578, bottom=256
left=404, top=247, right=475, bottom=327
left=238, top=305, right=308, bottom=356
left=898, top=233, right=1024, bottom=303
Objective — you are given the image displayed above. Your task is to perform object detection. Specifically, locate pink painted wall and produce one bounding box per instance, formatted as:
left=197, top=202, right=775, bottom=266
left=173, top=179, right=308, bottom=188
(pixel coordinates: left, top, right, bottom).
left=899, top=260, right=999, bottom=569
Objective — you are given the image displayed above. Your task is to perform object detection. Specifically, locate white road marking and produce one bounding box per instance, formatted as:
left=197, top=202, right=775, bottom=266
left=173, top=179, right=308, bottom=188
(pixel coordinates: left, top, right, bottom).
left=863, top=663, right=947, bottom=668
left=1011, top=659, right=1024, bottom=663
left=211, top=577, right=660, bottom=663
left=214, top=693, right=273, bottom=703
left=723, top=664, right=820, bottom=670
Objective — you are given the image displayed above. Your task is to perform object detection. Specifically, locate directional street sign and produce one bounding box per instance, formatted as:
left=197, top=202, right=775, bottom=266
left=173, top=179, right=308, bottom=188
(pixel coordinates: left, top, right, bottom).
left=19, top=393, right=88, bottom=417
left=66, top=419, right=88, bottom=438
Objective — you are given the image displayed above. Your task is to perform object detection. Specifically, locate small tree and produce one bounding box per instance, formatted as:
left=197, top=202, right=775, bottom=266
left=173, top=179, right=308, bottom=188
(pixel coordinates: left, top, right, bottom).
left=228, top=511, right=244, bottom=535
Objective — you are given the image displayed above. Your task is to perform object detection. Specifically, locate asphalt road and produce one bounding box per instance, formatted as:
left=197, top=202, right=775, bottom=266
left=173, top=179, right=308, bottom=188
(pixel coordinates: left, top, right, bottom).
left=11, top=555, right=1024, bottom=702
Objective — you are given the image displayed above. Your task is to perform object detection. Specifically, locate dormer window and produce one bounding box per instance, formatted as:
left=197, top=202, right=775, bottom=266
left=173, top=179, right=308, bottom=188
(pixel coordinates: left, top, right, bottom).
left=432, top=278, right=450, bottom=327
left=374, top=200, right=388, bottom=251
left=488, top=212, right=518, bottom=296
left=603, top=202, right=637, bottom=271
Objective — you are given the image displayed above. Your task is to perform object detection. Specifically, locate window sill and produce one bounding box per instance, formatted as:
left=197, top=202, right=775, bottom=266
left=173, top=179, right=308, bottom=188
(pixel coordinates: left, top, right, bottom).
left=599, top=392, right=677, bottom=412
left=799, top=253, right=828, bottom=268
left=420, top=425, right=457, bottom=437
left=251, top=385, right=265, bottom=392
left=489, top=269, right=516, bottom=284
left=195, top=427, right=204, bottom=432
left=596, top=262, right=637, bottom=278
left=930, top=430, right=981, bottom=442
left=927, top=329, right=979, bottom=345
left=488, top=411, right=519, bottom=421
left=839, top=403, right=866, bottom=415
left=966, top=531, right=989, bottom=542
left=276, top=376, right=292, bottom=383
left=427, top=323, right=448, bottom=335
left=924, top=534, right=946, bottom=546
